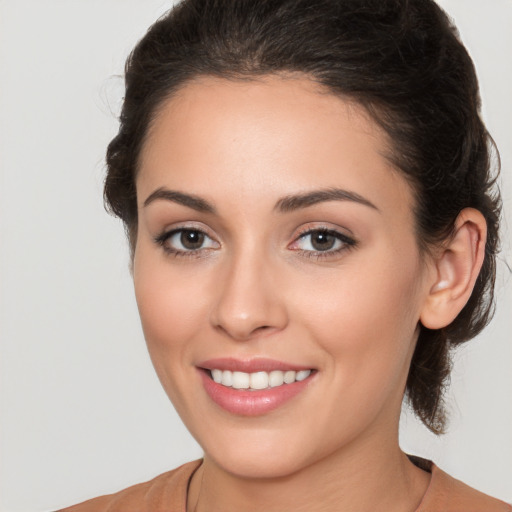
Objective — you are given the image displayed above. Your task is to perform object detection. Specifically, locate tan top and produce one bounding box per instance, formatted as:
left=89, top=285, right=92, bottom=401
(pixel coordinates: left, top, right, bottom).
left=58, top=459, right=511, bottom=512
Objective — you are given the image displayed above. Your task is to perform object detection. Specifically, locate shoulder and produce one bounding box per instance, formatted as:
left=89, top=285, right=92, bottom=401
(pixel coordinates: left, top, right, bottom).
left=56, top=460, right=202, bottom=512
left=418, top=463, right=511, bottom=512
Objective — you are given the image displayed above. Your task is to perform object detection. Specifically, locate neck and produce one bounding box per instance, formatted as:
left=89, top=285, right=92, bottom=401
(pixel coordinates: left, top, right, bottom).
left=188, top=432, right=430, bottom=512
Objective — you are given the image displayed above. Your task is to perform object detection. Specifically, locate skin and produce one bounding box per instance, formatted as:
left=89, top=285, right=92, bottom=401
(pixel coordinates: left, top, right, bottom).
left=133, top=75, right=482, bottom=512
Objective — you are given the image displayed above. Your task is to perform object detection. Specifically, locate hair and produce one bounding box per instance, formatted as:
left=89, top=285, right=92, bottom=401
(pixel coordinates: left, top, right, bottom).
left=104, top=0, right=501, bottom=434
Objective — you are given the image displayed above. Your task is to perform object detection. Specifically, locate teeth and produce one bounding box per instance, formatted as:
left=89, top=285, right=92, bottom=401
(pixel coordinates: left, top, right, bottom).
left=210, top=369, right=312, bottom=390
left=269, top=370, right=284, bottom=387
left=250, top=371, right=269, bottom=390
left=296, top=370, right=311, bottom=381
left=232, top=371, right=250, bottom=389
left=221, top=370, right=233, bottom=387
left=283, top=370, right=296, bottom=384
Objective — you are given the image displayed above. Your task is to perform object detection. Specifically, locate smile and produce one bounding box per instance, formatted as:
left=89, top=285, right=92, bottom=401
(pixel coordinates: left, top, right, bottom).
left=198, top=359, right=316, bottom=416
left=210, top=369, right=312, bottom=390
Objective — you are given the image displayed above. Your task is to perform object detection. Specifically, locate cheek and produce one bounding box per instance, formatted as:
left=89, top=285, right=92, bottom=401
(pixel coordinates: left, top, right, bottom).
left=132, top=248, right=209, bottom=374
left=295, top=248, right=423, bottom=393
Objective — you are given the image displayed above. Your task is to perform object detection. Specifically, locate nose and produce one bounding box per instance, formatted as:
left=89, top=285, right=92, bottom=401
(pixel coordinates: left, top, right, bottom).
left=210, top=249, right=288, bottom=341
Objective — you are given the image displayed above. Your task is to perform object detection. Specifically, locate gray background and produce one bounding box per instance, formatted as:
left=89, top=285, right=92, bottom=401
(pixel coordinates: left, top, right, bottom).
left=0, top=1, right=510, bottom=510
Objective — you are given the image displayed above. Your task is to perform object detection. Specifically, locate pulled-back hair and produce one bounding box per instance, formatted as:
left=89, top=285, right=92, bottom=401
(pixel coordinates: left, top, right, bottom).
left=105, top=0, right=501, bottom=434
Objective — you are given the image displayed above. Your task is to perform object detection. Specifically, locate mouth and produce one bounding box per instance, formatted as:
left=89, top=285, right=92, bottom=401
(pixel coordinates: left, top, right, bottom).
left=197, top=358, right=316, bottom=416
left=208, top=368, right=313, bottom=390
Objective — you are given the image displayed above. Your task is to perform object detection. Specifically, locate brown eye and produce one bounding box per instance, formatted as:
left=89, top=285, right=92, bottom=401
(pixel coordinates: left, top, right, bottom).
left=290, top=228, right=356, bottom=256
left=156, top=227, right=219, bottom=255
left=180, top=230, right=205, bottom=250
left=310, top=231, right=336, bottom=251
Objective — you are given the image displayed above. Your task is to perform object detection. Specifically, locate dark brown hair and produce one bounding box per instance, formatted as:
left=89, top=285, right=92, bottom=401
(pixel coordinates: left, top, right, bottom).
left=105, top=0, right=501, bottom=434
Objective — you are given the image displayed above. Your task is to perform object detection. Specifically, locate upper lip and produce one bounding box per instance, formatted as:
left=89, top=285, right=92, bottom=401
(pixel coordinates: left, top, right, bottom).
left=198, top=357, right=314, bottom=373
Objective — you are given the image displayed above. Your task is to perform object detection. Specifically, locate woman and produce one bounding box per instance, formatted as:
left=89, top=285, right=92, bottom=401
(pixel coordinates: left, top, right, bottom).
left=58, top=0, right=509, bottom=510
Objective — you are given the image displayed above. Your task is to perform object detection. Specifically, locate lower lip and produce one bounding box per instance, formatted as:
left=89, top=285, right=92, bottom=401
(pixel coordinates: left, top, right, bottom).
left=199, top=370, right=313, bottom=416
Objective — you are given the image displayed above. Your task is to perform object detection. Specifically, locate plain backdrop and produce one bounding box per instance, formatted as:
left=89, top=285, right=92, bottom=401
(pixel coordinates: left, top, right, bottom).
left=0, top=1, right=511, bottom=511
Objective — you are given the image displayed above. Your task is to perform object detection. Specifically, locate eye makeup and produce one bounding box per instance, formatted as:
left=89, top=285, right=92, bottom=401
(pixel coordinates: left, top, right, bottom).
left=288, top=226, right=357, bottom=261
left=153, top=223, right=357, bottom=261
left=154, top=226, right=220, bottom=258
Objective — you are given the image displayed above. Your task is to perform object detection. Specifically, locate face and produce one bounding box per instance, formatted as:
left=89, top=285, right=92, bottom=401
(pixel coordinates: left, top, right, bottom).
left=134, top=76, right=433, bottom=478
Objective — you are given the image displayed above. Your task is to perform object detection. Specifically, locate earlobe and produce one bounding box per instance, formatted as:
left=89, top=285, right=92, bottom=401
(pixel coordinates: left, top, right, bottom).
left=420, top=208, right=487, bottom=330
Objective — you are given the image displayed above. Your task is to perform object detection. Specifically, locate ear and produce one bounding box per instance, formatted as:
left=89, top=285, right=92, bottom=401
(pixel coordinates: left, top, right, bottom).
left=420, top=208, right=487, bottom=330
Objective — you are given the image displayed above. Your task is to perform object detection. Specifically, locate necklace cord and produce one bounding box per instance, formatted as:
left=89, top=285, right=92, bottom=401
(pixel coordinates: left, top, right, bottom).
left=191, top=463, right=205, bottom=512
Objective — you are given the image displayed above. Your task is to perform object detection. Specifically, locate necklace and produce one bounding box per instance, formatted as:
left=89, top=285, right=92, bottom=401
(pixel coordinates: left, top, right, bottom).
left=191, top=463, right=205, bottom=512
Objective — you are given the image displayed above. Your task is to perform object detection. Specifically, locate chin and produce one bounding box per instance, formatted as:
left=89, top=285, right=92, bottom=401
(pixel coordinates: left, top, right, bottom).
left=208, top=447, right=311, bottom=480
left=195, top=420, right=334, bottom=480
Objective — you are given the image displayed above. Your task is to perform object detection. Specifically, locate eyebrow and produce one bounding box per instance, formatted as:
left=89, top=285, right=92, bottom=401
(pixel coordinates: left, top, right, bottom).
left=143, top=186, right=378, bottom=214
left=274, top=188, right=378, bottom=212
left=143, top=187, right=216, bottom=213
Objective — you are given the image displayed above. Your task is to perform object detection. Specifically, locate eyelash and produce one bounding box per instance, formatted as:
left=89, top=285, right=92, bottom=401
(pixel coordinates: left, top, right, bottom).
left=154, top=226, right=357, bottom=260
left=154, top=227, right=218, bottom=258
left=291, top=227, right=357, bottom=260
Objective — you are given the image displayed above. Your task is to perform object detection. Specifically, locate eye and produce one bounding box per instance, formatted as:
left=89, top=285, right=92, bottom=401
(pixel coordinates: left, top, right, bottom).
left=155, top=228, right=219, bottom=255
left=290, top=228, right=356, bottom=256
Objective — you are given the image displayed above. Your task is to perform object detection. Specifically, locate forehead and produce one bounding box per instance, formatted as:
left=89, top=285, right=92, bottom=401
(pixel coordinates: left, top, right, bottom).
left=137, top=75, right=414, bottom=220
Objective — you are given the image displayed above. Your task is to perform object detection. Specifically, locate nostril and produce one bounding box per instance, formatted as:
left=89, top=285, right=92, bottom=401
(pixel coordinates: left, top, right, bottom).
left=214, top=323, right=279, bottom=341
